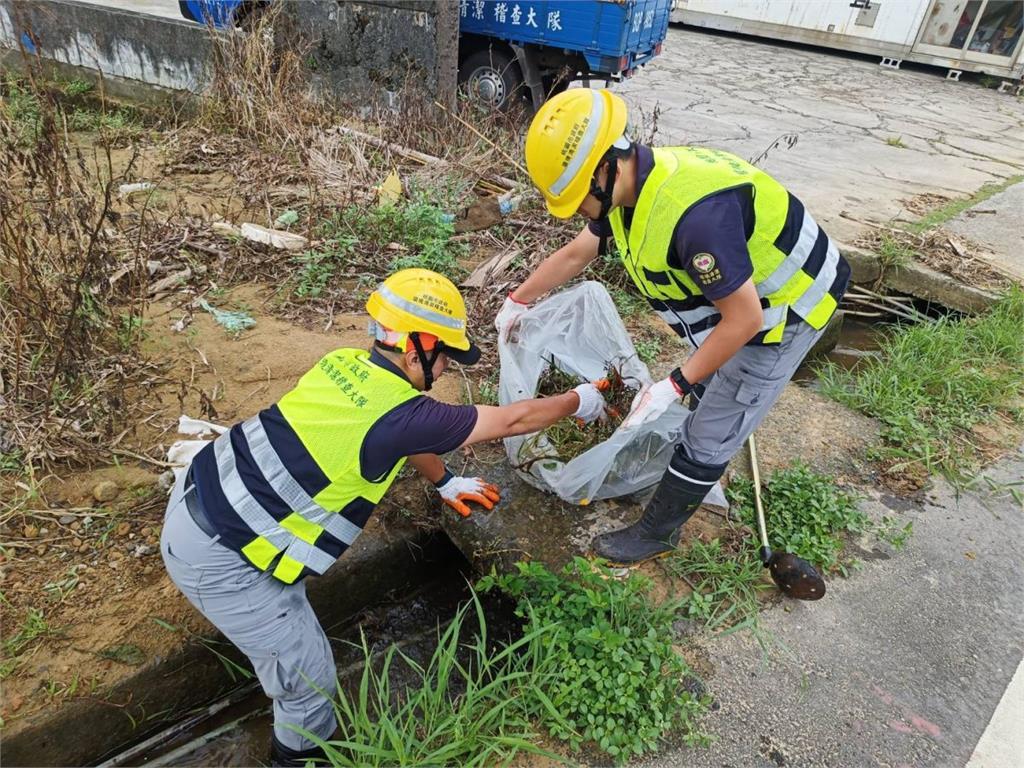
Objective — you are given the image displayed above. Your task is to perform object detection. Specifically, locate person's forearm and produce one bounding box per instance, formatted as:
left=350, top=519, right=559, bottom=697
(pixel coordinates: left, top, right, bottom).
left=407, top=453, right=446, bottom=484
left=503, top=392, right=580, bottom=436
left=511, top=230, right=599, bottom=303
left=680, top=318, right=760, bottom=385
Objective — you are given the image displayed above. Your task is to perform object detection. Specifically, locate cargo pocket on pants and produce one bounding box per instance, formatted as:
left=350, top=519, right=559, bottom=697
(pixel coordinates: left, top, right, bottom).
left=247, top=642, right=297, bottom=700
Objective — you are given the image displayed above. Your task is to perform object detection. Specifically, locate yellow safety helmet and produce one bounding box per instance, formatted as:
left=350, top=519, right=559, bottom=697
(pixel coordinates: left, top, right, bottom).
left=525, top=88, right=628, bottom=218
left=365, top=268, right=480, bottom=365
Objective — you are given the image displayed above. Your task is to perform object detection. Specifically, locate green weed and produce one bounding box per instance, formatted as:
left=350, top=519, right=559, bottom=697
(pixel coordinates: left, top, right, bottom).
left=611, top=286, right=649, bottom=318
left=311, top=591, right=565, bottom=768
left=726, top=464, right=869, bottom=574
left=0, top=450, right=23, bottom=474
left=877, top=233, right=915, bottom=272
left=476, top=370, right=500, bottom=405
left=665, top=538, right=770, bottom=633
left=818, top=287, right=1024, bottom=479
left=293, top=200, right=466, bottom=300
left=885, top=136, right=905, bottom=148
left=2, top=607, right=61, bottom=677
left=635, top=336, right=662, bottom=364
left=480, top=558, right=709, bottom=762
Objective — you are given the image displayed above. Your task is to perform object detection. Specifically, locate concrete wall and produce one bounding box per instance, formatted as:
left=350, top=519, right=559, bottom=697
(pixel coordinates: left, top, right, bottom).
left=283, top=0, right=459, bottom=105
left=0, top=0, right=213, bottom=91
left=0, top=0, right=459, bottom=106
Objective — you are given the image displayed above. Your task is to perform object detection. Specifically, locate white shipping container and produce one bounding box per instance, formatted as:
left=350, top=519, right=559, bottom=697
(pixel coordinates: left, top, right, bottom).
left=672, top=0, right=1024, bottom=80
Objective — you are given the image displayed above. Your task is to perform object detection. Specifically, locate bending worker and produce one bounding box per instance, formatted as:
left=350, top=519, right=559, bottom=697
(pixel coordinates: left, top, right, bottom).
left=497, top=88, right=850, bottom=567
left=161, top=268, right=606, bottom=766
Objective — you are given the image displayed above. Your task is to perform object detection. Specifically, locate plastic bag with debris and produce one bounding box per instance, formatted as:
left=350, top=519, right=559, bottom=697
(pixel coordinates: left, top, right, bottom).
left=498, top=281, right=693, bottom=505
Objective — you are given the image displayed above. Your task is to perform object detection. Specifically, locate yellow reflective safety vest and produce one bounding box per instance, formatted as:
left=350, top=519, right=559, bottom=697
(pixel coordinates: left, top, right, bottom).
left=190, top=348, right=419, bottom=584
left=610, top=147, right=846, bottom=346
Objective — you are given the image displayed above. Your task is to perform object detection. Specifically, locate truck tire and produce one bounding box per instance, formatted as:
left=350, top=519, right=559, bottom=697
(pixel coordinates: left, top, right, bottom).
left=459, top=48, right=524, bottom=111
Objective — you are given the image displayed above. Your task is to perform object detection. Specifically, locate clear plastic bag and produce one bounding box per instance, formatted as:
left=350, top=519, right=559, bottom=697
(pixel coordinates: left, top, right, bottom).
left=498, top=281, right=689, bottom=504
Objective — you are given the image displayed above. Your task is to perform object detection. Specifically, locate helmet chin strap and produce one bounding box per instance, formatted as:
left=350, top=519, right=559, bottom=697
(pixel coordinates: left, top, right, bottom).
left=410, top=332, right=441, bottom=392
left=589, top=156, right=618, bottom=257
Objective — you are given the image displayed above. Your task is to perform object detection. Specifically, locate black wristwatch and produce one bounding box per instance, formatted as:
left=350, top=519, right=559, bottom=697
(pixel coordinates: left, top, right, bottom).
left=669, top=367, right=692, bottom=397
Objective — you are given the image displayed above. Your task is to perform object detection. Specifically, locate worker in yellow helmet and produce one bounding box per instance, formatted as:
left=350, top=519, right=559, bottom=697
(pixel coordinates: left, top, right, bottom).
left=498, top=88, right=850, bottom=568
left=160, top=268, right=606, bottom=766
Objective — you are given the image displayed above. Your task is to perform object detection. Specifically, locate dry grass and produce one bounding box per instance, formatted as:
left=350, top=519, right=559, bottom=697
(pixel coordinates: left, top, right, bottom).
left=0, top=65, right=156, bottom=470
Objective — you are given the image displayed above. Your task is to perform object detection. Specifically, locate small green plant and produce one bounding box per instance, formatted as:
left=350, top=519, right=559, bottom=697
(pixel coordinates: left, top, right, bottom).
left=293, top=235, right=356, bottom=299
left=476, top=370, right=499, bottom=405
left=877, top=516, right=914, bottom=551
left=312, top=591, right=565, bottom=768
left=61, top=79, right=94, bottom=97
left=726, top=464, right=869, bottom=574
left=818, top=287, right=1024, bottom=479
left=876, top=233, right=915, bottom=272
left=885, top=136, right=906, bottom=148
left=635, top=336, right=662, bottom=364
left=2, top=607, right=61, bottom=677
left=0, top=450, right=23, bottom=474
left=480, top=558, right=708, bottom=762
left=611, top=286, right=649, bottom=318
left=665, top=538, right=770, bottom=633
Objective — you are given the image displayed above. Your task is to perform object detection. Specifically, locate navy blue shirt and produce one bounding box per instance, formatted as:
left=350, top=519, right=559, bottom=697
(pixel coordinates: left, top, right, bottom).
left=359, top=349, right=478, bottom=481
left=589, top=144, right=755, bottom=301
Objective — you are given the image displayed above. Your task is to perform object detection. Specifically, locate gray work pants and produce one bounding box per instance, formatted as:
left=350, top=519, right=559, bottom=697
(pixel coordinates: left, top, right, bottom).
left=682, top=320, right=825, bottom=465
left=159, top=471, right=337, bottom=751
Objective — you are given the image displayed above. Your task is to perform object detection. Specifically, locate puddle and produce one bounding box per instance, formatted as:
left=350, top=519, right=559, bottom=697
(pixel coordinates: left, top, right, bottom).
left=794, top=317, right=886, bottom=385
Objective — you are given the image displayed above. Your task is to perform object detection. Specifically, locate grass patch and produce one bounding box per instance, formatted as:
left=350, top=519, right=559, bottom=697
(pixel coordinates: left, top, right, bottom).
left=665, top=538, right=770, bottom=634
left=2, top=607, right=61, bottom=678
left=292, top=199, right=467, bottom=301
left=312, top=591, right=566, bottom=768
left=818, top=288, right=1024, bottom=479
left=726, top=463, right=870, bottom=574
left=635, top=335, right=662, bottom=364
left=480, top=558, right=709, bottom=763
left=908, top=174, right=1024, bottom=234
left=877, top=232, right=916, bottom=272
left=885, top=136, right=906, bottom=148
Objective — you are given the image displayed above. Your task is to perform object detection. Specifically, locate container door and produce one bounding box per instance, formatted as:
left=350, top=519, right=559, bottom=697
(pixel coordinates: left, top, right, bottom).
left=913, top=0, right=1024, bottom=67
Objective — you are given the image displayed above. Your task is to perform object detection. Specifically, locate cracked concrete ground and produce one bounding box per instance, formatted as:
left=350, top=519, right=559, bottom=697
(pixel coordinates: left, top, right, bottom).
left=617, top=28, right=1024, bottom=261
left=641, top=445, right=1024, bottom=768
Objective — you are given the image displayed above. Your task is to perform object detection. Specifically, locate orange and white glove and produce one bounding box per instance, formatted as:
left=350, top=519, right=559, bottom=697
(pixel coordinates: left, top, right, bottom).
left=436, top=473, right=501, bottom=517
left=621, top=377, right=685, bottom=429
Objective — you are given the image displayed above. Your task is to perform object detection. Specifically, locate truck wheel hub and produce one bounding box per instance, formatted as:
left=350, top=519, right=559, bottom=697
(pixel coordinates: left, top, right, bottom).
left=469, top=67, right=505, bottom=105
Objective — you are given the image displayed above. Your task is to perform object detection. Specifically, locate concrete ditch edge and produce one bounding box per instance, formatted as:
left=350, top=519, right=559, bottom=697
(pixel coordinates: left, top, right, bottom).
left=839, top=243, right=1003, bottom=314
left=3, top=526, right=457, bottom=767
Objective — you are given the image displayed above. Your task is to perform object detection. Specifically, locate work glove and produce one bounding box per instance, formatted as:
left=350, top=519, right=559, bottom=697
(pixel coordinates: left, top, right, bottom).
left=494, top=293, right=529, bottom=342
left=437, top=474, right=501, bottom=518
left=621, top=377, right=683, bottom=429
left=572, top=382, right=607, bottom=424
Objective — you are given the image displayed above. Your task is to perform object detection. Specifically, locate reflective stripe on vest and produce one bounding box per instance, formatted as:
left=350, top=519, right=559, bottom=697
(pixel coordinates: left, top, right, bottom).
left=207, top=348, right=419, bottom=583
left=611, top=147, right=841, bottom=346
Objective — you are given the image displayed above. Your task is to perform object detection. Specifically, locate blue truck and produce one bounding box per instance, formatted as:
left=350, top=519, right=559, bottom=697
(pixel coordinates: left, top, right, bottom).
left=179, top=0, right=671, bottom=110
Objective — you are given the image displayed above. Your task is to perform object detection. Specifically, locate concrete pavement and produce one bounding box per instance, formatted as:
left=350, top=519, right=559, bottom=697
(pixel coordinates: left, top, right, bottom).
left=947, top=182, right=1024, bottom=283
left=644, top=446, right=1024, bottom=768
left=617, top=27, right=1024, bottom=281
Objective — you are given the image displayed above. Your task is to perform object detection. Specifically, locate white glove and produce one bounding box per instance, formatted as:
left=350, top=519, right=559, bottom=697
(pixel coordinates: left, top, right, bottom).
left=494, top=294, right=529, bottom=342
left=572, top=382, right=606, bottom=424
left=436, top=475, right=500, bottom=518
left=621, top=377, right=682, bottom=429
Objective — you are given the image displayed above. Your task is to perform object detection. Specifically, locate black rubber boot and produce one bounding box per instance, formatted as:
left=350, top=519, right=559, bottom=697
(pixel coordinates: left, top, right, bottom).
left=592, top=446, right=726, bottom=566
left=270, top=735, right=327, bottom=767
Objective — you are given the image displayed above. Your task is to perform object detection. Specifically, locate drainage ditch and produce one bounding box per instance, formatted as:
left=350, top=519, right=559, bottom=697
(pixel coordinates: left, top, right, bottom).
left=93, top=538, right=496, bottom=767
